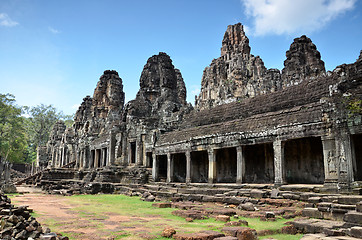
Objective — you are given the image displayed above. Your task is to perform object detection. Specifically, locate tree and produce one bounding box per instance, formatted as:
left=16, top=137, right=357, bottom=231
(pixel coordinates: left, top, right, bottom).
left=24, top=104, right=63, bottom=149
left=0, top=94, right=27, bottom=163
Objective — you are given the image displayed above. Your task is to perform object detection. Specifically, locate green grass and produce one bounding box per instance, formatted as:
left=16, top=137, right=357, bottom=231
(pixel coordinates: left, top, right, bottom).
left=21, top=194, right=303, bottom=240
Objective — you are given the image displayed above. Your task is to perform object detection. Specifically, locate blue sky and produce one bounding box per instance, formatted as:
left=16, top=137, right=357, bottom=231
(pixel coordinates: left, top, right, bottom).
left=1, top=0, right=361, bottom=115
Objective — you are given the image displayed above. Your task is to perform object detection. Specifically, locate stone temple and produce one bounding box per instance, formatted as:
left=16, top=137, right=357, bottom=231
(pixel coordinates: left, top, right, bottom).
left=35, top=23, right=362, bottom=193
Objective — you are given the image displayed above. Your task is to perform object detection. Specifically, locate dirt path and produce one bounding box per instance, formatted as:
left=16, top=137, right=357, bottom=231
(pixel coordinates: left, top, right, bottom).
left=11, top=189, right=159, bottom=240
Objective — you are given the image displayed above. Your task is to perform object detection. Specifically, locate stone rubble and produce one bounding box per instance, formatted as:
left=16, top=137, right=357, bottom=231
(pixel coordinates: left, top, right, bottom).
left=0, top=193, right=67, bottom=240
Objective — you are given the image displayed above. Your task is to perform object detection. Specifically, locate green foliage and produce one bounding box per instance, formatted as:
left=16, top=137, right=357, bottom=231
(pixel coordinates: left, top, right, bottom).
left=347, top=98, right=362, bottom=115
left=0, top=92, right=74, bottom=163
left=0, top=93, right=28, bottom=163
left=23, top=104, right=63, bottom=148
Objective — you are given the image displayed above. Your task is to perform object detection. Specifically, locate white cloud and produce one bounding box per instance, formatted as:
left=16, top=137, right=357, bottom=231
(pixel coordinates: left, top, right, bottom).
left=48, top=27, right=60, bottom=34
left=0, top=13, right=19, bottom=27
left=71, top=104, right=80, bottom=110
left=190, top=85, right=200, bottom=96
left=241, top=0, right=356, bottom=36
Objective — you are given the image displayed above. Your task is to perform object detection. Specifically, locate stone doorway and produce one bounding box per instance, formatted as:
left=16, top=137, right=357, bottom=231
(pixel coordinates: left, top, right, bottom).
left=215, top=147, right=237, bottom=183
left=102, top=148, right=108, bottom=166
left=96, top=149, right=101, bottom=168
left=352, top=134, right=362, bottom=181
left=146, top=152, right=153, bottom=168
left=172, top=153, right=186, bottom=183
left=244, top=143, right=274, bottom=183
left=191, top=150, right=208, bottom=183
left=156, top=155, right=167, bottom=182
left=130, top=142, right=136, bottom=164
left=284, top=137, right=324, bottom=184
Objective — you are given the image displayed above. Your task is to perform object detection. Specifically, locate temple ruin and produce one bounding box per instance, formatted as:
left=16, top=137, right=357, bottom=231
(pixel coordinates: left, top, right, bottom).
left=36, top=23, right=362, bottom=193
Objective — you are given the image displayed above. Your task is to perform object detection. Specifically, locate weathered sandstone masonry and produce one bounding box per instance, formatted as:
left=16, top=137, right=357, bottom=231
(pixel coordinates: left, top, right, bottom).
left=37, top=23, right=362, bottom=192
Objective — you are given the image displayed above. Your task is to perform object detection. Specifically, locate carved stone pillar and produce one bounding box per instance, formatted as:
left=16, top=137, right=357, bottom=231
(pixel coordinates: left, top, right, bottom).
left=273, top=140, right=285, bottom=185
left=186, top=151, right=191, bottom=184
left=208, top=149, right=216, bottom=184
left=236, top=146, right=244, bottom=184
left=152, top=153, right=157, bottom=181
left=167, top=153, right=173, bottom=183
left=322, top=136, right=338, bottom=185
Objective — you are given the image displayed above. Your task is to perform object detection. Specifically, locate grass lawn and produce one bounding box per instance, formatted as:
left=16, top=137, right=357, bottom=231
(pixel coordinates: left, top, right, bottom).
left=46, top=194, right=302, bottom=240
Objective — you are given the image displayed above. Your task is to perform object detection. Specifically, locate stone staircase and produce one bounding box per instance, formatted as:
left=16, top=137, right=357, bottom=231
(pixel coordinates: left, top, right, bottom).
left=293, top=194, right=362, bottom=238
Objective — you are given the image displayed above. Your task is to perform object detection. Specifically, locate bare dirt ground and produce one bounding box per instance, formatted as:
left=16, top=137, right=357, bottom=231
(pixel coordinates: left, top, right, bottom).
left=12, top=187, right=162, bottom=240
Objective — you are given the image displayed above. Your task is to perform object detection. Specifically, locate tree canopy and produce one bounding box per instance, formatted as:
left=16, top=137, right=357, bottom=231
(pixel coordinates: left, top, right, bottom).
left=0, top=93, right=74, bottom=164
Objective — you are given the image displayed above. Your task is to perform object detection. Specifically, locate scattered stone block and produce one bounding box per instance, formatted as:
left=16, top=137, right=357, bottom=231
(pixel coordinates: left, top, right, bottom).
left=308, top=197, right=321, bottom=204
left=250, top=190, right=265, bottom=199
left=222, top=227, right=250, bottom=237
left=302, top=208, right=323, bottom=219
left=265, top=212, right=275, bottom=218
left=343, top=211, right=362, bottom=224
left=350, top=226, right=362, bottom=239
left=225, top=221, right=242, bottom=226
left=161, top=227, right=176, bottom=238
left=356, top=201, right=362, bottom=213
left=214, top=237, right=237, bottom=240
left=281, top=225, right=297, bottom=235
left=270, top=189, right=280, bottom=199
left=152, top=202, right=171, bottom=208
left=238, top=203, right=255, bottom=211
left=173, top=230, right=224, bottom=240
left=236, top=227, right=257, bottom=240
left=216, top=215, right=230, bottom=222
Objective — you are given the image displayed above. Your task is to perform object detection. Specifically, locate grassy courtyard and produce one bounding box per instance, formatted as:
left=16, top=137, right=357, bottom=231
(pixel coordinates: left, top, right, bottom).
left=12, top=193, right=303, bottom=240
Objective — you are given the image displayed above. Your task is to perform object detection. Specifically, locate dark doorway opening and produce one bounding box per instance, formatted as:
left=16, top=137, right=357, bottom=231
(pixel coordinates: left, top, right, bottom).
left=103, top=148, right=107, bottom=166
left=215, top=147, right=237, bottom=183
left=146, top=152, right=153, bottom=168
left=244, top=143, right=274, bottom=183
left=91, top=150, right=95, bottom=168
left=191, top=150, right=208, bottom=183
left=352, top=134, right=362, bottom=181
left=96, top=149, right=101, bottom=168
left=284, top=137, right=324, bottom=184
left=157, top=155, right=167, bottom=182
left=172, top=153, right=186, bottom=182
left=130, top=142, right=136, bottom=164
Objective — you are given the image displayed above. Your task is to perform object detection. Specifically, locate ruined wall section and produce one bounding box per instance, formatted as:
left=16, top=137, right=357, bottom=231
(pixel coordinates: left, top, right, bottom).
left=195, top=23, right=325, bottom=110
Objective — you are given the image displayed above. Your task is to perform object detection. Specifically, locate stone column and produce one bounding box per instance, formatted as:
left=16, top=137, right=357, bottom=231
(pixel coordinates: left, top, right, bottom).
left=89, top=150, right=94, bottom=169
left=167, top=153, right=173, bottom=183
left=128, top=142, right=134, bottom=164
left=109, top=131, right=116, bottom=166
left=61, top=147, right=65, bottom=166
left=273, top=140, right=285, bottom=185
left=136, top=140, right=142, bottom=166
left=152, top=153, right=158, bottom=181
left=236, top=146, right=244, bottom=184
left=121, top=136, right=128, bottom=166
left=186, top=151, right=191, bottom=184
left=208, top=149, right=216, bottom=184
left=82, top=150, right=87, bottom=169
left=142, top=135, right=147, bottom=166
